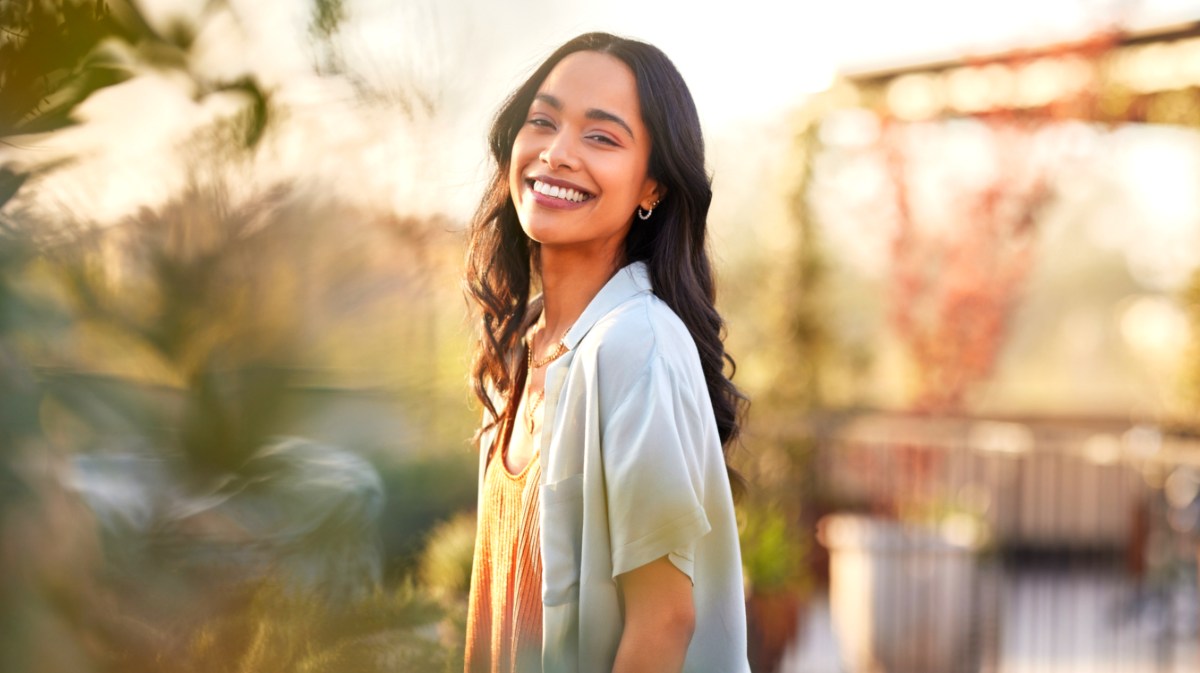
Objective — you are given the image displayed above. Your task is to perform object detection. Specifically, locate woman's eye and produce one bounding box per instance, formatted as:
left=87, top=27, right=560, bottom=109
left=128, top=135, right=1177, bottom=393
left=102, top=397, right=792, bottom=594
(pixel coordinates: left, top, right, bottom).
left=528, top=117, right=554, bottom=129
left=588, top=134, right=617, bottom=146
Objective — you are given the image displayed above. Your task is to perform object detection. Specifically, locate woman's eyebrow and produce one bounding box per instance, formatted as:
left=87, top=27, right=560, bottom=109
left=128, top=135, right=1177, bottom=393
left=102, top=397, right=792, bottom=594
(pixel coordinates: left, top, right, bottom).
left=534, top=93, right=635, bottom=140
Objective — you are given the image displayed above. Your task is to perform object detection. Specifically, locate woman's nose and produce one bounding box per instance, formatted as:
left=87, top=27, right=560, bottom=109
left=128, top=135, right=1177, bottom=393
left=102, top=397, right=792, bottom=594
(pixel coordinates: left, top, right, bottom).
left=539, top=131, right=578, bottom=170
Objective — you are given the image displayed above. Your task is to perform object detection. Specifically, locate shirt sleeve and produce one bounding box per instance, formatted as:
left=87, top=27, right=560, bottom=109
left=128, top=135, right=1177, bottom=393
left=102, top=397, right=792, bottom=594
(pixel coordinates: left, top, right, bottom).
left=601, top=354, right=712, bottom=581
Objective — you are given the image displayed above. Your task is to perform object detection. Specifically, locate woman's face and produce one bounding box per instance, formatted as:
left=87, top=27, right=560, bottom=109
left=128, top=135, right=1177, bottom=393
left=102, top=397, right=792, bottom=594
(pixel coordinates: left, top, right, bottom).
left=508, top=51, right=661, bottom=263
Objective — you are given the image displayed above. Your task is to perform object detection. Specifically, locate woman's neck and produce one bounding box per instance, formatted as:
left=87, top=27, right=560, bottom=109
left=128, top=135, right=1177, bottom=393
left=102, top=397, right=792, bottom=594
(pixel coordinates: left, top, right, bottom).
left=537, top=249, right=622, bottom=340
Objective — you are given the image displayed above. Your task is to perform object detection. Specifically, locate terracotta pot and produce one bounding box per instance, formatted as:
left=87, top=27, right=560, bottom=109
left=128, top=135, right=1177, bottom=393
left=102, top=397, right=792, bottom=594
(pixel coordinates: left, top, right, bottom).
left=746, top=590, right=805, bottom=673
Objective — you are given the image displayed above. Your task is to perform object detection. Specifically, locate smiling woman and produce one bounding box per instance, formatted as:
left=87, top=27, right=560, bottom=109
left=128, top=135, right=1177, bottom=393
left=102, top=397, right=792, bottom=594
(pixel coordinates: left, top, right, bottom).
left=463, top=32, right=750, bottom=673
left=508, top=51, right=663, bottom=276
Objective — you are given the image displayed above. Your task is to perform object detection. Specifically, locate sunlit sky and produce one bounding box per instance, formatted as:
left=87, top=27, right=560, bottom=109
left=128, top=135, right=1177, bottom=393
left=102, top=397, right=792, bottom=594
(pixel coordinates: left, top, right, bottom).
left=350, top=0, right=1200, bottom=128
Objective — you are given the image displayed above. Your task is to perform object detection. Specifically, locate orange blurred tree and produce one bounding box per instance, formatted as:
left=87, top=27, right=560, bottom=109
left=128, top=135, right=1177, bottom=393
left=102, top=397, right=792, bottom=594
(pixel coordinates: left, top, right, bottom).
left=881, top=119, right=1049, bottom=413
left=870, top=35, right=1128, bottom=413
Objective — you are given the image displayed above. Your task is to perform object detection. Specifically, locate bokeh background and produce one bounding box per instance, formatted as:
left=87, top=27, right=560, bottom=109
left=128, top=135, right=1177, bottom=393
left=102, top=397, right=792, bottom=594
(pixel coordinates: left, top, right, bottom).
left=4, top=0, right=1200, bottom=672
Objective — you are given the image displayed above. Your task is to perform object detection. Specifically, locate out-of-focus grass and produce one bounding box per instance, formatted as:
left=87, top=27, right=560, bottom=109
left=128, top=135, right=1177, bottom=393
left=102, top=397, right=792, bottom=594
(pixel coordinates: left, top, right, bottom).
left=38, top=577, right=457, bottom=673
left=178, top=582, right=455, bottom=673
left=419, top=511, right=477, bottom=602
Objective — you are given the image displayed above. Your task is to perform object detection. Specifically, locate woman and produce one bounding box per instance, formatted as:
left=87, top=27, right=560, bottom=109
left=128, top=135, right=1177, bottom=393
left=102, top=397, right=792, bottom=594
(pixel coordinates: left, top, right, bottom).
left=464, top=32, right=750, bottom=673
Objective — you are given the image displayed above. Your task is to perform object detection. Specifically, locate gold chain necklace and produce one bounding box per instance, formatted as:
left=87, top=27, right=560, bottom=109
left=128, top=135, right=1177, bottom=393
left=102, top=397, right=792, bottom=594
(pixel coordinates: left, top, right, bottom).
left=527, top=339, right=568, bottom=370
left=524, top=334, right=568, bottom=433
left=525, top=389, right=546, bottom=435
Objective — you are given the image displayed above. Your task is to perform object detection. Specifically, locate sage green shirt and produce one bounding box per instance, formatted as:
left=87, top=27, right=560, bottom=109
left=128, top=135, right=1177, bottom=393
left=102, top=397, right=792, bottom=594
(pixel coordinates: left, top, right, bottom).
left=477, top=262, right=750, bottom=673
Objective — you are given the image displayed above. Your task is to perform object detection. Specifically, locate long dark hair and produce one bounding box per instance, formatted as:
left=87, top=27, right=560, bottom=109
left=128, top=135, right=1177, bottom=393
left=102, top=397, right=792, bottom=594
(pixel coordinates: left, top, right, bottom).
left=464, top=32, right=746, bottom=492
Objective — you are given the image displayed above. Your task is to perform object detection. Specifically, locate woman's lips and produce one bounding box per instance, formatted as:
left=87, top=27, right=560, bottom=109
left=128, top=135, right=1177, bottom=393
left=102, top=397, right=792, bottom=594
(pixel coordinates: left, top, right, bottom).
left=526, top=177, right=593, bottom=210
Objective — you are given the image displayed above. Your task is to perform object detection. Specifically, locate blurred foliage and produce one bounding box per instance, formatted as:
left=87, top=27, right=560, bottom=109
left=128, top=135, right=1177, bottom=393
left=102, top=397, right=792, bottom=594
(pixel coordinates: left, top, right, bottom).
left=882, top=120, right=1048, bottom=413
left=418, top=511, right=476, bottom=602
left=0, top=217, right=56, bottom=480
left=1, top=169, right=474, bottom=667
left=895, top=497, right=994, bottom=553
left=46, top=177, right=304, bottom=472
left=769, top=114, right=831, bottom=412
left=720, top=92, right=846, bottom=612
left=0, top=0, right=128, bottom=137
left=740, top=499, right=811, bottom=595
left=0, top=2, right=475, bottom=671
left=310, top=0, right=345, bottom=43
left=0, top=0, right=268, bottom=146
left=39, top=577, right=455, bottom=673
left=381, top=455, right=478, bottom=579
left=175, top=583, right=454, bottom=673
left=0, top=217, right=60, bottom=673
left=416, top=511, right=476, bottom=666
left=0, top=0, right=130, bottom=506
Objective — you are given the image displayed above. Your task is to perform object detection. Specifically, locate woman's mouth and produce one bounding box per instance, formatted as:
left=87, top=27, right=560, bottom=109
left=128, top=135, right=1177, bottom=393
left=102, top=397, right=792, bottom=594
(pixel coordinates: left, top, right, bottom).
left=528, top=179, right=593, bottom=204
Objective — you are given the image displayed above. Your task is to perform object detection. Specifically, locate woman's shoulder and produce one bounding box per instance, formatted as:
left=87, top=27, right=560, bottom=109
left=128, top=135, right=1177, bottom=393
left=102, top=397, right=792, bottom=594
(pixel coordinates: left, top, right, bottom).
left=577, top=291, right=702, bottom=395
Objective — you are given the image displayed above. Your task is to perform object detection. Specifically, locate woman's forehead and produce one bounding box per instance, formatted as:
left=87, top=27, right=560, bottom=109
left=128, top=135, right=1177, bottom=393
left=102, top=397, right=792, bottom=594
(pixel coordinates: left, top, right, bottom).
left=536, top=51, right=644, bottom=129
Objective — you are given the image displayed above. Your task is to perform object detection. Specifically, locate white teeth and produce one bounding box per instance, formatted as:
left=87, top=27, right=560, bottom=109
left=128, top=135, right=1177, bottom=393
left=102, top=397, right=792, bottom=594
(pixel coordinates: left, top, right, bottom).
left=532, top=180, right=589, bottom=203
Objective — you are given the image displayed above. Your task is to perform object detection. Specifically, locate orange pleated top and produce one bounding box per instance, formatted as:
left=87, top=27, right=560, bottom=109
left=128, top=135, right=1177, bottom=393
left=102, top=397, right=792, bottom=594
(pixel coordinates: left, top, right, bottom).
left=464, top=425, right=543, bottom=673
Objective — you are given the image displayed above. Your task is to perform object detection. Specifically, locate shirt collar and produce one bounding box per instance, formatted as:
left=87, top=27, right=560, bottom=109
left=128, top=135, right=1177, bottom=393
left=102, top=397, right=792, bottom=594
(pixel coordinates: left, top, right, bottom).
left=562, top=261, right=652, bottom=350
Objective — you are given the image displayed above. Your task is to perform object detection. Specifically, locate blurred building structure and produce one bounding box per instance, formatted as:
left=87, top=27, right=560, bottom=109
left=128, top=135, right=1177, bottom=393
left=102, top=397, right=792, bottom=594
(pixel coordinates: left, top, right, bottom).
left=844, top=21, right=1200, bottom=126
left=791, top=410, right=1198, bottom=673
left=784, top=17, right=1200, bottom=673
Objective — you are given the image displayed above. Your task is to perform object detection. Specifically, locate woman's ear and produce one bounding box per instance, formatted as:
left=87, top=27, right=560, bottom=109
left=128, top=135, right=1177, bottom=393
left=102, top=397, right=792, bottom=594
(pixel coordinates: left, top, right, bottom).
left=640, top=182, right=666, bottom=211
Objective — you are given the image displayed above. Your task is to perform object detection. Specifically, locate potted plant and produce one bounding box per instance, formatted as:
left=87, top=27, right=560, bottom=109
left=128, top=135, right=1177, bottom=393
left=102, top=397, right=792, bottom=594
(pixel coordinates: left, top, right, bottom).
left=741, top=499, right=812, bottom=673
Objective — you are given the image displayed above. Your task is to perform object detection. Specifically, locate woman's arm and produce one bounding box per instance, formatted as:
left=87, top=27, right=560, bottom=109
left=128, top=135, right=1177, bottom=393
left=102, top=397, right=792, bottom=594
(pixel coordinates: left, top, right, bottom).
left=611, top=556, right=696, bottom=673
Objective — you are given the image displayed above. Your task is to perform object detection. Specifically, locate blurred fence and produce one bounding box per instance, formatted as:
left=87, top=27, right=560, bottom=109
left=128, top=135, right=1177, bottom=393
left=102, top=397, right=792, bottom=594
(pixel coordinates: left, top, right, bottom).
left=799, top=412, right=1199, bottom=673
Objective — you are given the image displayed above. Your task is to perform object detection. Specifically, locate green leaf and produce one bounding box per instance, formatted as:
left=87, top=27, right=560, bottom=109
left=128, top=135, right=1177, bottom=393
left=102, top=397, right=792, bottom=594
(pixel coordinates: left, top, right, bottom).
left=0, top=169, right=28, bottom=210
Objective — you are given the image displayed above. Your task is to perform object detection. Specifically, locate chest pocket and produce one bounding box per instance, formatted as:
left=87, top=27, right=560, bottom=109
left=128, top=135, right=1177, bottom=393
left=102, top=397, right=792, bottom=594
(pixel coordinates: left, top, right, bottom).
left=539, top=473, right=584, bottom=606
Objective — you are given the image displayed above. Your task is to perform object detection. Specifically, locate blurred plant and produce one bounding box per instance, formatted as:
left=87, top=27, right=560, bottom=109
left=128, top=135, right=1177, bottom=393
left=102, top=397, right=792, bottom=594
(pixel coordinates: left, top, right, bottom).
left=1, top=0, right=269, bottom=167
left=417, top=511, right=476, bottom=602
left=740, top=500, right=811, bottom=596
left=0, top=2, right=473, bottom=671
left=882, top=119, right=1049, bottom=414
left=176, top=582, right=453, bottom=673
left=0, top=0, right=140, bottom=493
left=45, top=577, right=454, bottom=673
left=867, top=72, right=1057, bottom=529
left=0, top=229, right=65, bottom=673
left=726, top=89, right=863, bottom=672
left=740, top=497, right=811, bottom=673
left=894, top=494, right=994, bottom=552
left=0, top=1, right=126, bottom=662
left=0, top=218, right=54, bottom=498
left=416, top=511, right=476, bottom=667
left=45, top=176, right=305, bottom=471
left=767, top=91, right=850, bottom=412
left=11, top=168, right=475, bottom=669
left=827, top=31, right=1141, bottom=416
left=380, top=455, right=478, bottom=578
left=1, top=0, right=128, bottom=138
left=0, top=0, right=275, bottom=503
